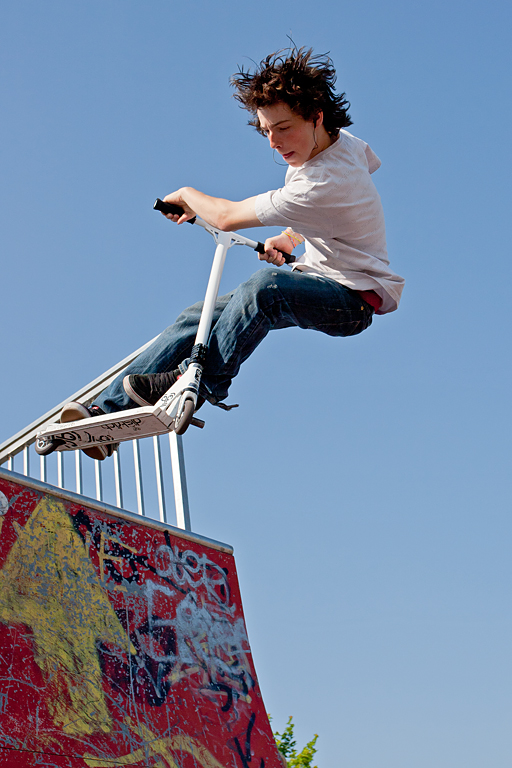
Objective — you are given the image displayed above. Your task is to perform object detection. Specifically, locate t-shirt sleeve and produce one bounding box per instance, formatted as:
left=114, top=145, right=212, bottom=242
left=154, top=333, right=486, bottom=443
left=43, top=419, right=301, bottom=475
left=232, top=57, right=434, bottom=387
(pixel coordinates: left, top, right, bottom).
left=254, top=190, right=279, bottom=226
left=254, top=176, right=335, bottom=239
left=365, top=144, right=381, bottom=174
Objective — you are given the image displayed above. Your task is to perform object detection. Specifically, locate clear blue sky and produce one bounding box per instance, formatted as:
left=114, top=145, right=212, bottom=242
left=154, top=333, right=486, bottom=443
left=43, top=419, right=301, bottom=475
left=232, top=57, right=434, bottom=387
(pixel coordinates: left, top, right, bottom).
left=1, top=2, right=511, bottom=766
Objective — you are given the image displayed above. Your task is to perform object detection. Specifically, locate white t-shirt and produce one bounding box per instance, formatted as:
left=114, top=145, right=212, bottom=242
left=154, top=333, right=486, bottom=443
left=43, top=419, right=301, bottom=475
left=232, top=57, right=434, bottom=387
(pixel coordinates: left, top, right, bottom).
left=254, top=129, right=404, bottom=314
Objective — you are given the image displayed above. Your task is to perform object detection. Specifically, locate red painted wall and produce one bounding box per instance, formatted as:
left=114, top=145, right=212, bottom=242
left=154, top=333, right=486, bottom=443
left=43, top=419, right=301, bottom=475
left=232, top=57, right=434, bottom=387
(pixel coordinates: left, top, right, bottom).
left=0, top=474, right=281, bottom=768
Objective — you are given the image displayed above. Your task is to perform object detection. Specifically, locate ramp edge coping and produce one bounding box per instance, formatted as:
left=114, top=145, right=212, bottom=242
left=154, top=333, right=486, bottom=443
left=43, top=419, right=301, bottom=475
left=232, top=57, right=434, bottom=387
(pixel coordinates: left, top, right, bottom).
left=0, top=467, right=233, bottom=555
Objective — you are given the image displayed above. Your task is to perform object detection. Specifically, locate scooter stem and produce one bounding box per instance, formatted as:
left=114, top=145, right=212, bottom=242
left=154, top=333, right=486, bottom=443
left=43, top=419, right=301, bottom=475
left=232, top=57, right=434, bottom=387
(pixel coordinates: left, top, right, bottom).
left=194, top=232, right=231, bottom=347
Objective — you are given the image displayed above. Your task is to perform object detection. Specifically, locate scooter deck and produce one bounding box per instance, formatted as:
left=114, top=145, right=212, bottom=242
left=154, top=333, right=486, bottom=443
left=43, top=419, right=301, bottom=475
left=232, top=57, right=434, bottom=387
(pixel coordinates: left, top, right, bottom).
left=37, top=405, right=175, bottom=452
left=35, top=362, right=205, bottom=454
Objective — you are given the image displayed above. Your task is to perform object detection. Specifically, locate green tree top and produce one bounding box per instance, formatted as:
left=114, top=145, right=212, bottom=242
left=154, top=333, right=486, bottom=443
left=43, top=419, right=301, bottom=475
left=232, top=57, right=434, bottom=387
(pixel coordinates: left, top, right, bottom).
left=271, top=716, right=318, bottom=768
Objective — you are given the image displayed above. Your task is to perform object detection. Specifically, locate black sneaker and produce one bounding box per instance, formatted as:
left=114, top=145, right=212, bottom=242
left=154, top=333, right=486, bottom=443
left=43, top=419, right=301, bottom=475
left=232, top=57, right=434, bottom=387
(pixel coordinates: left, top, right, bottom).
left=59, top=402, right=116, bottom=461
left=124, top=371, right=206, bottom=412
left=123, top=370, right=180, bottom=407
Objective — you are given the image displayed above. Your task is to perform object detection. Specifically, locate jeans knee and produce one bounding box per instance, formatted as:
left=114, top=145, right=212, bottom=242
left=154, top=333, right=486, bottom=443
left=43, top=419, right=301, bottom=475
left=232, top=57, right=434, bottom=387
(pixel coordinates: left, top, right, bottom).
left=241, top=269, right=283, bottom=305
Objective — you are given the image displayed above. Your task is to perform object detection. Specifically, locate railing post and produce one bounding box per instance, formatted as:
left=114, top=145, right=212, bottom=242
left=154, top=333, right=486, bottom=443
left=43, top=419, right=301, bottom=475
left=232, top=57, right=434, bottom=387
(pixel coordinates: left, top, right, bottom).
left=94, top=460, right=103, bottom=501
left=57, top=452, right=64, bottom=489
left=75, top=451, right=82, bottom=495
left=40, top=454, right=46, bottom=483
left=153, top=435, right=167, bottom=524
left=113, top=449, right=123, bottom=509
left=133, top=440, right=145, bottom=516
left=169, top=432, right=191, bottom=531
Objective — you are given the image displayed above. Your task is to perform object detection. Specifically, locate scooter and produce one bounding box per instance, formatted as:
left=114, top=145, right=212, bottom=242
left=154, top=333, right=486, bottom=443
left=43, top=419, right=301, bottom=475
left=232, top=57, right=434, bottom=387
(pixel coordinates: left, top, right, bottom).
left=35, top=200, right=294, bottom=456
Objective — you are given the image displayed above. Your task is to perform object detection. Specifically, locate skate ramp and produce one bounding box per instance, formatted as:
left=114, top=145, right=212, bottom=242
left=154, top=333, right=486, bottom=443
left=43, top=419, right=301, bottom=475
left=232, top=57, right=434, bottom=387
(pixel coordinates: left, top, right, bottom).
left=0, top=469, right=281, bottom=768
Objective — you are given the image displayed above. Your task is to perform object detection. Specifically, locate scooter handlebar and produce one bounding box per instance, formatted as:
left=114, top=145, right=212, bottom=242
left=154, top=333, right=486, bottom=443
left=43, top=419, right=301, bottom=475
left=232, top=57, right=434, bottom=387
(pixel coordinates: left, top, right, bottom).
left=154, top=198, right=196, bottom=224
left=153, top=198, right=295, bottom=264
left=253, top=240, right=295, bottom=265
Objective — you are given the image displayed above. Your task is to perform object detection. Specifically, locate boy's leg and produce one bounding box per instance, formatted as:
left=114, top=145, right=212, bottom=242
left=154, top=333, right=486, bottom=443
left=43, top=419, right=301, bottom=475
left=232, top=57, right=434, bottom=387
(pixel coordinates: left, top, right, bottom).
left=93, top=292, right=234, bottom=413
left=200, top=268, right=374, bottom=403
left=93, top=267, right=373, bottom=413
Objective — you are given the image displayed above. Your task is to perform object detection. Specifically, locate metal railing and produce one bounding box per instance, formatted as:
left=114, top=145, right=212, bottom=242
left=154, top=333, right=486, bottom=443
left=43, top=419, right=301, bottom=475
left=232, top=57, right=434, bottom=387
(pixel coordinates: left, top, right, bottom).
left=0, top=339, right=192, bottom=531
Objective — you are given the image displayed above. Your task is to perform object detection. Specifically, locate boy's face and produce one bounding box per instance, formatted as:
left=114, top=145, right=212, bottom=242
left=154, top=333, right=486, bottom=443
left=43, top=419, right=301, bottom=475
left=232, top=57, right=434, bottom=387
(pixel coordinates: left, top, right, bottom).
left=256, top=102, right=323, bottom=167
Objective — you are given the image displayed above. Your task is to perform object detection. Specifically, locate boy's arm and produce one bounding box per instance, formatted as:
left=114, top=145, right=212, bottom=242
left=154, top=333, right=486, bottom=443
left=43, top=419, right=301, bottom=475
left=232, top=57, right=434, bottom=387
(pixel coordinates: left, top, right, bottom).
left=161, top=187, right=304, bottom=266
left=162, top=187, right=262, bottom=231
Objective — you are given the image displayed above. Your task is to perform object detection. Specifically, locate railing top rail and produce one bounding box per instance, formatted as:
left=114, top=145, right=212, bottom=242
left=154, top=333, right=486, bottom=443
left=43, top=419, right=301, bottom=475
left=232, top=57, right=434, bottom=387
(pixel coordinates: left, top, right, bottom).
left=0, top=336, right=157, bottom=462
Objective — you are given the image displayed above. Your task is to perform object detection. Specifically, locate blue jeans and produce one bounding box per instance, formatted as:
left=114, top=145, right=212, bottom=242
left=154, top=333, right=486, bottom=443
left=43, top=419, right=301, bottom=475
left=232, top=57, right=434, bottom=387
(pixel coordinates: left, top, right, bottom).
left=95, top=268, right=374, bottom=413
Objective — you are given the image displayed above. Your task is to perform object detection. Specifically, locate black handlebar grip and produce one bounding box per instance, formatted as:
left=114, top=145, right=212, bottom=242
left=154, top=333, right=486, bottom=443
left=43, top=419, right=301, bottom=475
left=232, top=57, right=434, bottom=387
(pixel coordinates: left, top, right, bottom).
left=153, top=198, right=196, bottom=224
left=255, top=241, right=295, bottom=265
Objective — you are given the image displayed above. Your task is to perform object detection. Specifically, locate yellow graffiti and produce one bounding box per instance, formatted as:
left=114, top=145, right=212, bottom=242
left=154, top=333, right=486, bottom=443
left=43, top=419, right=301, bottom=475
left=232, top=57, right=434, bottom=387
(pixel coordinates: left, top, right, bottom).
left=0, top=495, right=135, bottom=736
left=83, top=717, right=226, bottom=768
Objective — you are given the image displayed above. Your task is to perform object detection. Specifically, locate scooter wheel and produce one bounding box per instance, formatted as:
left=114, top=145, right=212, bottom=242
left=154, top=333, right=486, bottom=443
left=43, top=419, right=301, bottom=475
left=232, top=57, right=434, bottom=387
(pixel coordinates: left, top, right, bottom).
left=174, top=398, right=195, bottom=436
left=35, top=436, right=62, bottom=456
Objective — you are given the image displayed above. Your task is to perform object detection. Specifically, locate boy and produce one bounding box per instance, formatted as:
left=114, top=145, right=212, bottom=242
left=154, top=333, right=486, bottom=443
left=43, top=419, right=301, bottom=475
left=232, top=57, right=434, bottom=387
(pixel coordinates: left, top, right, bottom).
left=61, top=47, right=404, bottom=460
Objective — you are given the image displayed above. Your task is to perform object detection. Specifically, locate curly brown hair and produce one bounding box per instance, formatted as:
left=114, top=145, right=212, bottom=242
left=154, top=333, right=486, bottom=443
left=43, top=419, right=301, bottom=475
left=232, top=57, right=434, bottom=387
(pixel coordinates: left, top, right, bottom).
left=231, top=47, right=352, bottom=138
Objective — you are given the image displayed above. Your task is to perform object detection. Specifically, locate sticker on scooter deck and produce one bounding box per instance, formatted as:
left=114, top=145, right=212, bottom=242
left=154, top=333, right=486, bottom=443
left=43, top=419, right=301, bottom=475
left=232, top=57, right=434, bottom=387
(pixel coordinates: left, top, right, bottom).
left=38, top=406, right=175, bottom=452
left=0, top=473, right=283, bottom=768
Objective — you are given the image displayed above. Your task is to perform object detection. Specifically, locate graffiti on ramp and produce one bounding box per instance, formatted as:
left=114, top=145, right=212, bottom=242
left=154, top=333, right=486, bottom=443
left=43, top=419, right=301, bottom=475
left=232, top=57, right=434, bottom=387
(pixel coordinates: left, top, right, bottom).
left=0, top=474, right=280, bottom=768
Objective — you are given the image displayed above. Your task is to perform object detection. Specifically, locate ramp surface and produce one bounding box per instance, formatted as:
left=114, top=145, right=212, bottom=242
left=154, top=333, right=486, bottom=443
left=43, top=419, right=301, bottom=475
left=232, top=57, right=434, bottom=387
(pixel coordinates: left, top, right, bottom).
left=0, top=471, right=281, bottom=768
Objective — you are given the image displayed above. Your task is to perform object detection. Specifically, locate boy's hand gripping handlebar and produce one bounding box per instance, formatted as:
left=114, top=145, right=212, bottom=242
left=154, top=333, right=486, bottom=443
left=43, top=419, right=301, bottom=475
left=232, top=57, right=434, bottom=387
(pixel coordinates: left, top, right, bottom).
left=153, top=198, right=295, bottom=264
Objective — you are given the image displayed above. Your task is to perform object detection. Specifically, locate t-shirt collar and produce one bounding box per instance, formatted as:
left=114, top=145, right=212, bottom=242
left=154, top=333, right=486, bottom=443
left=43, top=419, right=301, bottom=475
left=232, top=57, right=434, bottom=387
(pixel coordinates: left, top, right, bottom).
left=300, top=134, right=340, bottom=169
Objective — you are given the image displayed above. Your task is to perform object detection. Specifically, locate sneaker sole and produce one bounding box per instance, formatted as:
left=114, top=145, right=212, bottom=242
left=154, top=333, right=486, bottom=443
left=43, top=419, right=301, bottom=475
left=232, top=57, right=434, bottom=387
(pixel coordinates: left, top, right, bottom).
left=60, top=402, right=112, bottom=461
